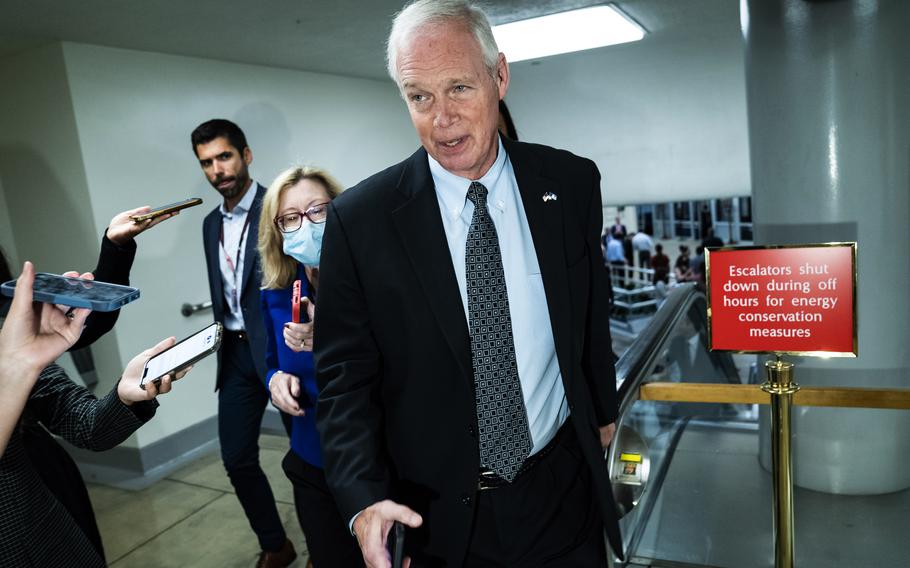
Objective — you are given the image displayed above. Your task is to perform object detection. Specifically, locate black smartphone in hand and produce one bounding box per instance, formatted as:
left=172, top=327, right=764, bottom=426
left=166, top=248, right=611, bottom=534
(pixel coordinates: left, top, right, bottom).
left=389, top=521, right=405, bottom=568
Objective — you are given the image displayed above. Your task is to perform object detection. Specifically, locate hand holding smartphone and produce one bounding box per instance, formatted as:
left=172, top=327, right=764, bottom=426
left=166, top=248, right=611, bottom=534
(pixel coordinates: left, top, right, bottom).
left=139, top=323, right=222, bottom=389
left=130, top=197, right=202, bottom=223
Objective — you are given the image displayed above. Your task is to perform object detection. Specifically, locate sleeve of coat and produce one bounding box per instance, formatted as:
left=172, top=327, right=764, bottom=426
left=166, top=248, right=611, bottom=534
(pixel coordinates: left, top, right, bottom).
left=582, top=162, right=619, bottom=426
left=313, top=202, right=390, bottom=523
left=69, top=231, right=137, bottom=351
left=27, top=364, right=157, bottom=452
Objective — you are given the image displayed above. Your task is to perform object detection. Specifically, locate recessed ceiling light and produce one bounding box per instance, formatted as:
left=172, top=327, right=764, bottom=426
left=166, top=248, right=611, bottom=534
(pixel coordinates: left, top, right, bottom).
left=492, top=4, right=646, bottom=63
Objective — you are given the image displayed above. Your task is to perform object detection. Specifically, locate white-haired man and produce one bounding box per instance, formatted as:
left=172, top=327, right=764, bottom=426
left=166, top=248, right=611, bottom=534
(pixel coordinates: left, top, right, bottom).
left=315, top=1, right=621, bottom=566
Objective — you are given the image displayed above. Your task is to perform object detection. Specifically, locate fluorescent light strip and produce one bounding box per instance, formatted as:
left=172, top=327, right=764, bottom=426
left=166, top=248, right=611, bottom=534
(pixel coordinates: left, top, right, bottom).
left=492, top=4, right=646, bottom=63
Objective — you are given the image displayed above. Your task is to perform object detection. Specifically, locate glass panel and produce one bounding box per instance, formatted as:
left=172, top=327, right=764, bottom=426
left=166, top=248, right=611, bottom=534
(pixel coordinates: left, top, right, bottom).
left=715, top=198, right=734, bottom=221
left=614, top=293, right=910, bottom=568
left=741, top=224, right=753, bottom=241
left=740, top=196, right=753, bottom=222
left=674, top=201, right=691, bottom=220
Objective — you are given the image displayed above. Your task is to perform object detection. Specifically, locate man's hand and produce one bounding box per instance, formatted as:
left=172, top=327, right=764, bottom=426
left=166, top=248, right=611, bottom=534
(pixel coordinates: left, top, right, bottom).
left=117, top=337, right=192, bottom=405
left=599, top=422, right=617, bottom=449
left=269, top=371, right=305, bottom=416
left=284, top=297, right=315, bottom=352
left=354, top=500, right=423, bottom=568
left=106, top=206, right=178, bottom=246
left=0, top=261, right=91, bottom=376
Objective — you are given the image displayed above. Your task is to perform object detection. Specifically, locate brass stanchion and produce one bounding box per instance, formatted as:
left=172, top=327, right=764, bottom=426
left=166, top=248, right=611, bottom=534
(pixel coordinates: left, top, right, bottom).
left=761, top=357, right=799, bottom=568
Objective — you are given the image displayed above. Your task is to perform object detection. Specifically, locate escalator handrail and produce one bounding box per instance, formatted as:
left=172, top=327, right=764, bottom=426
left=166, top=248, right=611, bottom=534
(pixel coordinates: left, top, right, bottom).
left=615, top=283, right=701, bottom=416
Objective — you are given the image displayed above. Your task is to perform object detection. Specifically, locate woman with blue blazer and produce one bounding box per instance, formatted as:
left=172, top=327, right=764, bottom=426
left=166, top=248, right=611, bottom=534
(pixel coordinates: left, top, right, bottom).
left=257, top=166, right=363, bottom=568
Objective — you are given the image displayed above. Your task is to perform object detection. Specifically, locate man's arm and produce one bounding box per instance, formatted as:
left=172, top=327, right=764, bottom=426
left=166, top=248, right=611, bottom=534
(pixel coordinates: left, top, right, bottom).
left=581, top=162, right=619, bottom=431
left=315, top=204, right=422, bottom=567
left=314, top=203, right=391, bottom=520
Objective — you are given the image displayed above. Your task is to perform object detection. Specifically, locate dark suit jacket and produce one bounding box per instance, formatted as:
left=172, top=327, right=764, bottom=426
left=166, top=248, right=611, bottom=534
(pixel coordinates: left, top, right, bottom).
left=202, top=184, right=268, bottom=388
left=315, top=139, right=621, bottom=564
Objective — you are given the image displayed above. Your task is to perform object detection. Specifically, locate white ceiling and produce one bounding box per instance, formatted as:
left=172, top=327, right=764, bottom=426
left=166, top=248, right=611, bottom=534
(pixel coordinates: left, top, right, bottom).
left=0, top=0, right=750, bottom=205
left=0, top=0, right=736, bottom=81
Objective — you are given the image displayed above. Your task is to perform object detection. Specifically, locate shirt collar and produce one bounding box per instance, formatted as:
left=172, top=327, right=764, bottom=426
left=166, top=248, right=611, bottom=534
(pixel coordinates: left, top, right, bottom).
left=219, top=180, right=257, bottom=218
left=427, top=137, right=508, bottom=220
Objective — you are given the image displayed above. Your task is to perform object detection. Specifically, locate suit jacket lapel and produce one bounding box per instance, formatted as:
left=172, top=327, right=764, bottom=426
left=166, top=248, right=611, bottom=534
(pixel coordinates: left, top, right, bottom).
left=204, top=212, right=223, bottom=296
left=505, top=139, right=575, bottom=397
left=241, top=184, right=265, bottom=296
left=390, top=149, right=473, bottom=384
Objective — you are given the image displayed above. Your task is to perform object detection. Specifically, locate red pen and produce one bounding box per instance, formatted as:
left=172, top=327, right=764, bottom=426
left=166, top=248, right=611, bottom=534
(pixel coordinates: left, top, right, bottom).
left=291, top=279, right=301, bottom=323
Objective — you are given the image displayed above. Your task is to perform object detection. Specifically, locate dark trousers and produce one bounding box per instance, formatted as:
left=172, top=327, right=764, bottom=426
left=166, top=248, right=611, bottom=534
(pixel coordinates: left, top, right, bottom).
left=218, top=333, right=287, bottom=552
left=464, top=425, right=607, bottom=567
left=638, top=250, right=651, bottom=269
left=282, top=450, right=364, bottom=568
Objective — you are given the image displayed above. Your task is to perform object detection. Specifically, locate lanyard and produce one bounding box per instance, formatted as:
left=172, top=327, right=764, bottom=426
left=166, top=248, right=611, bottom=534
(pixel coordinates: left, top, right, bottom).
left=219, top=213, right=252, bottom=312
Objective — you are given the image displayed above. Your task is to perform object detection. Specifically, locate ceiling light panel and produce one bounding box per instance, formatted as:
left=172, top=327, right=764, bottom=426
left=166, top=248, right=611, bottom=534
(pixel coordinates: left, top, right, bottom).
left=492, top=4, right=646, bottom=63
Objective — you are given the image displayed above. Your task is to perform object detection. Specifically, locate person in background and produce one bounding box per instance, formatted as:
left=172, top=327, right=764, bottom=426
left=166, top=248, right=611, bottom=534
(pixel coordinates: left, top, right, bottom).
left=258, top=166, right=363, bottom=568
left=702, top=226, right=724, bottom=249
left=192, top=118, right=296, bottom=568
left=631, top=230, right=653, bottom=269
left=651, top=243, right=670, bottom=284
left=606, top=232, right=627, bottom=288
left=315, top=1, right=621, bottom=565
left=675, top=244, right=692, bottom=283
left=0, top=261, right=190, bottom=567
left=690, top=245, right=707, bottom=290
left=610, top=215, right=627, bottom=240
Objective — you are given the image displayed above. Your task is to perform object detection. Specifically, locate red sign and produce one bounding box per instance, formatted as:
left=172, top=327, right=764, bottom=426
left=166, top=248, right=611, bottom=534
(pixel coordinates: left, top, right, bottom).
left=707, top=244, right=856, bottom=356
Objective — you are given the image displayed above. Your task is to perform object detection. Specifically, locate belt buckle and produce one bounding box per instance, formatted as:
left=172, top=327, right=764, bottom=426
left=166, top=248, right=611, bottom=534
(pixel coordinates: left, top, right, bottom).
left=477, top=470, right=499, bottom=491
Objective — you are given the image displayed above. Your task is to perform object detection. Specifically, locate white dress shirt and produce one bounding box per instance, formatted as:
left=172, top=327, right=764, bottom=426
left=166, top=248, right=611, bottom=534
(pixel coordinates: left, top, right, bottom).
left=218, top=182, right=257, bottom=331
left=428, top=138, right=569, bottom=455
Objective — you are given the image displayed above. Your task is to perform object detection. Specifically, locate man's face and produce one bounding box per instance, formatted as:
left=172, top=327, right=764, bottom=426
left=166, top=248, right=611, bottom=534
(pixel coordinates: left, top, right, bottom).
left=397, top=23, right=508, bottom=180
left=195, top=136, right=252, bottom=199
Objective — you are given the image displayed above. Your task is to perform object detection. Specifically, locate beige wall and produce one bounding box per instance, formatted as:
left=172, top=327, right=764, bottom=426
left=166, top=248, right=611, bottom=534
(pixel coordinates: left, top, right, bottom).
left=1, top=40, right=419, bottom=449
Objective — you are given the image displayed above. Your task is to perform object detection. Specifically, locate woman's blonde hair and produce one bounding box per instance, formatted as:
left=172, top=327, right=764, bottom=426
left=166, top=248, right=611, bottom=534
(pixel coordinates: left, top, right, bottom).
left=258, top=165, right=344, bottom=290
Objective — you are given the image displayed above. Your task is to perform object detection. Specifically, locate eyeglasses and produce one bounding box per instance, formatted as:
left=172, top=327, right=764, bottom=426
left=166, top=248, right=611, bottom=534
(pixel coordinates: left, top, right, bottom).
left=274, top=202, right=330, bottom=233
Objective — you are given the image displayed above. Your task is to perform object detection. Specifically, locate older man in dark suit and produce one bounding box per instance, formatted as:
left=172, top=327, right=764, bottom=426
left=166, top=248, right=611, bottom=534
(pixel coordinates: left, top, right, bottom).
left=314, top=1, right=621, bottom=566
left=193, top=119, right=296, bottom=568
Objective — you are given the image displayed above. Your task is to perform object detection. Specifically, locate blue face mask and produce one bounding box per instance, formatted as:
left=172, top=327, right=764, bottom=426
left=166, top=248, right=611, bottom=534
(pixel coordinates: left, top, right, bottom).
left=282, top=221, right=325, bottom=267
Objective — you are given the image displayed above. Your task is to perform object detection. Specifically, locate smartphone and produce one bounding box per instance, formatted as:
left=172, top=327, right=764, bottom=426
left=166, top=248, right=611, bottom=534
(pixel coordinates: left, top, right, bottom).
left=389, top=521, right=405, bottom=568
left=1, top=273, right=140, bottom=311
left=139, top=323, right=222, bottom=389
left=291, top=280, right=302, bottom=323
left=130, top=197, right=203, bottom=223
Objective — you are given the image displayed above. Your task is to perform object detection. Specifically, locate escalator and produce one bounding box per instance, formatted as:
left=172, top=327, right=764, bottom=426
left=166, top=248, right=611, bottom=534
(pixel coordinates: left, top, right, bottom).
left=608, top=285, right=909, bottom=567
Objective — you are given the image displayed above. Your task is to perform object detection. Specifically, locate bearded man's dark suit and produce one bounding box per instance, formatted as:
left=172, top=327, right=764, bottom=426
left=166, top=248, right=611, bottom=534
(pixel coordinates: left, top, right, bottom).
left=201, top=183, right=291, bottom=553
left=202, top=183, right=268, bottom=385
left=315, top=137, right=622, bottom=564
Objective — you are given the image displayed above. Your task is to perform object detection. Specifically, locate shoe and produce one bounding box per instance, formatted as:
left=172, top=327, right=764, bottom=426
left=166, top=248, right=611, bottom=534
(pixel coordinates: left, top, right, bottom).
left=255, top=538, right=297, bottom=568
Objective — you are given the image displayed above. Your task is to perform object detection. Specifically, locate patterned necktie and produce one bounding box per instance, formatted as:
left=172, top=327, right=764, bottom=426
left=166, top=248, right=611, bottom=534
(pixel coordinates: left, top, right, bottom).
left=465, top=181, right=532, bottom=482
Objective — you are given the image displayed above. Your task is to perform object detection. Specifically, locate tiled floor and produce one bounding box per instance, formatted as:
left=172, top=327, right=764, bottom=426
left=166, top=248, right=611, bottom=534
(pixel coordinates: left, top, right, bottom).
left=88, top=434, right=310, bottom=567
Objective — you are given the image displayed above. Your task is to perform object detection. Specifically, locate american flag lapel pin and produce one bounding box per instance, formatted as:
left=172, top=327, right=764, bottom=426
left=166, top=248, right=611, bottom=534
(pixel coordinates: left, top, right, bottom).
left=542, top=192, right=558, bottom=203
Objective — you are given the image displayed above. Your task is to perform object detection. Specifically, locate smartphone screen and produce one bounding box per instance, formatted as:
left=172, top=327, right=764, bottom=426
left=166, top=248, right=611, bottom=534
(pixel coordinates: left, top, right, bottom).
left=141, top=323, right=221, bottom=387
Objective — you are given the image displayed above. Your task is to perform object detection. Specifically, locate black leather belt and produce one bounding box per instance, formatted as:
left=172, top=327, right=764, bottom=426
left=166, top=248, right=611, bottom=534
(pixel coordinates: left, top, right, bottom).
left=476, top=422, right=568, bottom=491
left=224, top=329, right=248, bottom=342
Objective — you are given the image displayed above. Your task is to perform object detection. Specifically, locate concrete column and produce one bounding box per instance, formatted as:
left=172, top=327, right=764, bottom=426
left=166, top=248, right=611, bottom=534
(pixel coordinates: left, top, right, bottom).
left=744, top=0, right=910, bottom=494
